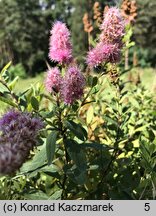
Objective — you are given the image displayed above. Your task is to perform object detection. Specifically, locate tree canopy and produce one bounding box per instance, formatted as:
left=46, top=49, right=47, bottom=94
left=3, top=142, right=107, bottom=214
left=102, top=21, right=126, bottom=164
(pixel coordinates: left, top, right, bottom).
left=0, top=0, right=155, bottom=75
left=0, top=0, right=72, bottom=75
left=133, top=0, right=156, bottom=66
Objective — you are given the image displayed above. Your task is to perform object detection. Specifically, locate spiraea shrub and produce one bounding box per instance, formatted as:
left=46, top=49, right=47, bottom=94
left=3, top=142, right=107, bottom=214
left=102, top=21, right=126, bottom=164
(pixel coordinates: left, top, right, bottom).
left=0, top=7, right=155, bottom=200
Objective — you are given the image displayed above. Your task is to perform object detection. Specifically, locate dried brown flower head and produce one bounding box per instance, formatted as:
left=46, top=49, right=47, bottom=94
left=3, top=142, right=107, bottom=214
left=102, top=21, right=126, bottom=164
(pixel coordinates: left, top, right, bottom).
left=93, top=2, right=102, bottom=26
left=103, top=5, right=109, bottom=17
left=121, top=0, right=137, bottom=23
left=83, top=13, right=93, bottom=33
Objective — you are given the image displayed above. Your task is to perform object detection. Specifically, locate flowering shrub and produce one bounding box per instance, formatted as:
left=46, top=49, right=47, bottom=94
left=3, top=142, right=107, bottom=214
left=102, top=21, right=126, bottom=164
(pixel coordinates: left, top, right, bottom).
left=0, top=7, right=156, bottom=200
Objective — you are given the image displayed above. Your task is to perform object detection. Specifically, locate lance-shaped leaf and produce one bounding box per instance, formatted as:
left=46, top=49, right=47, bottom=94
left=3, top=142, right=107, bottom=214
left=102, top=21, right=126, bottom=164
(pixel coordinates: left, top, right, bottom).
left=46, top=131, right=59, bottom=165
left=20, top=144, right=47, bottom=173
left=65, top=120, right=87, bottom=141
left=0, top=96, right=18, bottom=107
left=31, top=96, right=39, bottom=110
left=1, top=61, right=12, bottom=75
left=64, top=139, right=87, bottom=171
left=8, top=76, right=19, bottom=90
left=64, top=139, right=87, bottom=184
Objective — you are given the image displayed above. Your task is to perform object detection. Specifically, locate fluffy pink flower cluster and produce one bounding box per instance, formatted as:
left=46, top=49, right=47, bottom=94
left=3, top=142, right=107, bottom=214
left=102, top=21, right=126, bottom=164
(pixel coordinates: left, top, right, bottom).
left=61, top=66, right=85, bottom=105
left=46, top=21, right=85, bottom=104
left=87, top=43, right=121, bottom=67
left=45, top=67, right=62, bottom=93
left=0, top=110, right=43, bottom=174
left=87, top=7, right=125, bottom=67
left=49, top=21, right=73, bottom=64
left=45, top=65, right=85, bottom=105
left=100, top=7, right=125, bottom=44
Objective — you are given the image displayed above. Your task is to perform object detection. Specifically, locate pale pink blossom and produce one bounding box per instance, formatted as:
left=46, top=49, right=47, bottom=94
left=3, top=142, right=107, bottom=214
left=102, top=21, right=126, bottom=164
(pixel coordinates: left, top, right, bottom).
left=45, top=67, right=62, bottom=93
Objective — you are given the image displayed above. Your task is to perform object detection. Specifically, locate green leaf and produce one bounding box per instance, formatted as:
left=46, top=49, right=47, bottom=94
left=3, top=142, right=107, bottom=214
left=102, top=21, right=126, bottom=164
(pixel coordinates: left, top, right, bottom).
left=1, top=61, right=12, bottom=75
left=73, top=169, right=87, bottom=185
left=65, top=139, right=87, bottom=171
left=148, top=129, right=155, bottom=142
left=19, top=88, right=31, bottom=97
left=91, top=86, right=100, bottom=94
left=0, top=96, right=18, bottom=107
left=8, top=76, right=19, bottom=90
left=49, top=190, right=62, bottom=200
left=72, top=103, right=79, bottom=112
left=20, top=145, right=47, bottom=173
left=19, top=97, right=27, bottom=108
left=80, top=142, right=109, bottom=150
left=40, top=164, right=61, bottom=179
left=63, top=141, right=88, bottom=185
left=66, top=120, right=87, bottom=141
left=41, top=111, right=54, bottom=118
left=127, top=41, right=135, bottom=48
left=92, top=76, right=98, bottom=87
left=88, top=76, right=98, bottom=87
left=104, top=115, right=118, bottom=125
left=89, top=165, right=99, bottom=170
left=120, top=67, right=133, bottom=76
left=64, top=164, right=87, bottom=185
left=46, top=131, right=58, bottom=165
left=89, top=35, right=96, bottom=47
left=24, top=191, right=49, bottom=200
left=31, top=96, right=39, bottom=110
left=134, top=124, right=150, bottom=133
left=40, top=164, right=59, bottom=173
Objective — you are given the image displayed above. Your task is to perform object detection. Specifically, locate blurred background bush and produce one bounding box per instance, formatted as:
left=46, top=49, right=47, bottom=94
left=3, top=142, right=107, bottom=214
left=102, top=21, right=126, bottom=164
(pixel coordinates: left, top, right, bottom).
left=9, top=63, right=26, bottom=79
left=0, top=0, right=155, bottom=76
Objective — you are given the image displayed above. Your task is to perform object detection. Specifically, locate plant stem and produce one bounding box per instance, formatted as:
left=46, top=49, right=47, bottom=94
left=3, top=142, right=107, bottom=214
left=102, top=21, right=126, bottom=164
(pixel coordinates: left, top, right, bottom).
left=56, top=95, right=69, bottom=199
left=90, top=70, right=122, bottom=198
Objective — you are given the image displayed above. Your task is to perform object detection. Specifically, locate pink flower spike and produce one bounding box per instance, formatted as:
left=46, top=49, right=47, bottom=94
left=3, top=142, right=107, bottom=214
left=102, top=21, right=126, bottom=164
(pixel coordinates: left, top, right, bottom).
left=45, top=67, right=62, bottom=93
left=61, top=65, right=85, bottom=105
left=100, top=7, right=125, bottom=44
left=86, top=43, right=121, bottom=68
left=49, top=21, right=73, bottom=64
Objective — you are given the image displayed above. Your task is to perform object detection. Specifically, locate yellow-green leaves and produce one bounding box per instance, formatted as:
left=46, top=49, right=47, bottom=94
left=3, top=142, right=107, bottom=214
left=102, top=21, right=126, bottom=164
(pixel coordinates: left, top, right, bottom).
left=86, top=105, right=94, bottom=124
left=0, top=61, right=12, bottom=76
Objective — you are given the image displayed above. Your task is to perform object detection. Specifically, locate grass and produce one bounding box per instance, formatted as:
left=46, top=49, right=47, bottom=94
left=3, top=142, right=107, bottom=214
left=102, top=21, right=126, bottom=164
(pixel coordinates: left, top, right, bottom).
left=132, top=67, right=156, bottom=90
left=14, top=73, right=44, bottom=93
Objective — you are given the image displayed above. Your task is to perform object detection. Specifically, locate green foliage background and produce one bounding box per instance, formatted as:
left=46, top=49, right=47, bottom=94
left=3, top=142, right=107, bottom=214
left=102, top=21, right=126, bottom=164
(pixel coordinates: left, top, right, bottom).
left=0, top=0, right=155, bottom=74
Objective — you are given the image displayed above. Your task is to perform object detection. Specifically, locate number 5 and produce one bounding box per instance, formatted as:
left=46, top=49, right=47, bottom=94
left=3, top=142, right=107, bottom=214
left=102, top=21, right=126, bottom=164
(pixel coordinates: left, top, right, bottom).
left=144, top=203, right=150, bottom=211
